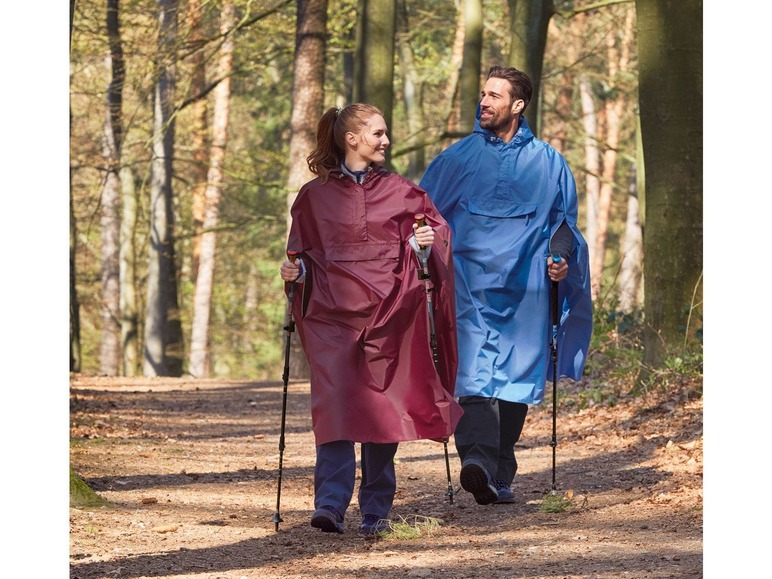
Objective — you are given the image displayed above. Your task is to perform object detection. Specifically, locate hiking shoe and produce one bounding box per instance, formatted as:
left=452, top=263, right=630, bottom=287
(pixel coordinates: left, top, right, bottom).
left=310, top=505, right=345, bottom=533
left=493, top=480, right=516, bottom=504
left=359, top=514, right=390, bottom=536
left=459, top=459, right=498, bottom=505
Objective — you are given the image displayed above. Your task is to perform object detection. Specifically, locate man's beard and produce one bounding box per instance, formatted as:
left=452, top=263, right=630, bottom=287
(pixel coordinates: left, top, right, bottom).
left=480, top=109, right=515, bottom=133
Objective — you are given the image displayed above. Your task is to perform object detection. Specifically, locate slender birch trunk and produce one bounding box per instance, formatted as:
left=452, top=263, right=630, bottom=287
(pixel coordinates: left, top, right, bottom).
left=189, top=0, right=234, bottom=378
left=119, top=165, right=139, bottom=375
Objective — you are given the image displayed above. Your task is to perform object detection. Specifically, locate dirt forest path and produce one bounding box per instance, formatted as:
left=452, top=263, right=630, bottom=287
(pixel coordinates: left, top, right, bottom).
left=69, top=375, right=703, bottom=579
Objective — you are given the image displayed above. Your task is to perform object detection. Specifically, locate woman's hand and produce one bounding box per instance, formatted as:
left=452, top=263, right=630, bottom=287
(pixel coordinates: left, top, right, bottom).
left=280, top=259, right=301, bottom=282
left=412, top=222, right=435, bottom=247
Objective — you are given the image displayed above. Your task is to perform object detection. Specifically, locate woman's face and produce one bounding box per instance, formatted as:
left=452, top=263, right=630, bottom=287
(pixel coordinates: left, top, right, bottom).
left=346, top=114, right=390, bottom=167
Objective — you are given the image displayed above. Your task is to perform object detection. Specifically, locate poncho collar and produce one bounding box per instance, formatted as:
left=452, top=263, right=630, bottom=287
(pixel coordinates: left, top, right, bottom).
left=332, top=163, right=387, bottom=185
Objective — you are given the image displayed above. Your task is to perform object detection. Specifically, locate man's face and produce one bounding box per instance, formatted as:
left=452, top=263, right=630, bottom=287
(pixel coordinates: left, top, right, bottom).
left=479, top=77, right=521, bottom=134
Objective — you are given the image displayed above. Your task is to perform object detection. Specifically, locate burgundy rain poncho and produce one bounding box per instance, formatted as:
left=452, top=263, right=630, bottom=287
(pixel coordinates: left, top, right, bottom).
left=286, top=166, right=462, bottom=445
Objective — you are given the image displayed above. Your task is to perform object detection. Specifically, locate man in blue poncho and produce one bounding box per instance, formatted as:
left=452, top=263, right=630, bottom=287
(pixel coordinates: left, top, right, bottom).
left=419, top=66, right=593, bottom=505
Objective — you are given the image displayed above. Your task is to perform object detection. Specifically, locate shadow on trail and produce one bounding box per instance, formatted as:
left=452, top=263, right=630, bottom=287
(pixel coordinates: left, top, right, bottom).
left=70, top=498, right=702, bottom=579
left=70, top=380, right=311, bottom=440
left=82, top=464, right=311, bottom=493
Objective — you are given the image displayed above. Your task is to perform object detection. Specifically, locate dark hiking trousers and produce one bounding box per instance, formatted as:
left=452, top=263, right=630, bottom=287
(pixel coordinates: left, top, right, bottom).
left=453, top=396, right=528, bottom=485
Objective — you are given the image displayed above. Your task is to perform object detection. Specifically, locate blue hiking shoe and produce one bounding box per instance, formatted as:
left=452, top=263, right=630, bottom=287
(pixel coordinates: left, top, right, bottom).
left=359, top=514, right=390, bottom=536
left=459, top=459, right=498, bottom=505
left=493, top=480, right=516, bottom=504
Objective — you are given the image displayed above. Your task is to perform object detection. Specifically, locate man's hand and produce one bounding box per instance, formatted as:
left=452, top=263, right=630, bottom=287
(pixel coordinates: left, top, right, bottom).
left=547, top=255, right=568, bottom=282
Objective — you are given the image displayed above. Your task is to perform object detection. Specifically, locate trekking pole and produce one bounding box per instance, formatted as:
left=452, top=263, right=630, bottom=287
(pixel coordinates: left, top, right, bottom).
left=415, top=214, right=455, bottom=504
left=549, top=253, right=561, bottom=495
left=273, top=250, right=298, bottom=531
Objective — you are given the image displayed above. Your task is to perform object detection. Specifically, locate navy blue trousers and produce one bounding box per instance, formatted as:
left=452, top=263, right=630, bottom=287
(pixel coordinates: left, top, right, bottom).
left=453, top=396, right=528, bottom=485
left=314, top=440, right=398, bottom=520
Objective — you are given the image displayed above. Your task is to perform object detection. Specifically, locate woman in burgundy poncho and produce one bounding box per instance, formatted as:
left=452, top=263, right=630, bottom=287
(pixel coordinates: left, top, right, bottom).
left=279, top=104, right=461, bottom=535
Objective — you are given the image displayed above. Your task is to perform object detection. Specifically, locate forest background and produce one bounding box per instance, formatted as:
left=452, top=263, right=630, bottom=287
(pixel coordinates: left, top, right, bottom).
left=68, top=0, right=703, bottom=382
left=4, top=0, right=765, bottom=576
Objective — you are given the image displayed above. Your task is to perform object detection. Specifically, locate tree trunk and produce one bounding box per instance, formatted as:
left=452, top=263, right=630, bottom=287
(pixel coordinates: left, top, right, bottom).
left=579, top=74, right=600, bottom=279
left=99, top=0, right=125, bottom=376
left=286, top=0, right=328, bottom=229
left=119, top=166, right=139, bottom=376
left=353, top=0, right=396, bottom=166
left=590, top=6, right=634, bottom=301
left=144, top=0, right=183, bottom=377
left=506, top=0, right=553, bottom=136
left=636, top=0, right=703, bottom=367
left=618, top=163, right=643, bottom=313
left=284, top=0, right=328, bottom=380
left=189, top=0, right=234, bottom=378
left=188, top=0, right=209, bottom=283
left=459, top=0, right=482, bottom=133
left=396, top=0, right=425, bottom=181
left=442, top=3, right=464, bottom=139
left=70, top=1, right=81, bottom=373
left=545, top=13, right=582, bottom=153
left=70, top=189, right=81, bottom=373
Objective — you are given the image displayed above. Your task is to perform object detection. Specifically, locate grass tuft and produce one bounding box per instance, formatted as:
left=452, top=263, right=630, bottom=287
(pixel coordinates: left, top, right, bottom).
left=379, top=514, right=443, bottom=540
left=540, top=491, right=575, bottom=513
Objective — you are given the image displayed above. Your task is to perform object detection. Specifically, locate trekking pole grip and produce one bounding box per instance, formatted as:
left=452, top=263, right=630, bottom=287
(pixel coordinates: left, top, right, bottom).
left=285, top=250, right=299, bottom=330
left=414, top=213, right=431, bottom=280
left=415, top=213, right=426, bottom=247
left=550, top=254, right=561, bottom=326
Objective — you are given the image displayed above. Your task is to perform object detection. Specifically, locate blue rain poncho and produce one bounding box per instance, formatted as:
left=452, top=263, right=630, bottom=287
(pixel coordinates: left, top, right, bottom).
left=419, top=116, right=593, bottom=405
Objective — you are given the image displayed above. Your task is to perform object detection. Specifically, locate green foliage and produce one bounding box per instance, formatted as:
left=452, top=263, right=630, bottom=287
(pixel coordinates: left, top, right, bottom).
left=580, top=305, right=703, bottom=408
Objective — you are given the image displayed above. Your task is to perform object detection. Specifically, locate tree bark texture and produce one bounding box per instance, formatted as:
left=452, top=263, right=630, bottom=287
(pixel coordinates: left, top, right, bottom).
left=544, top=13, right=582, bottom=154
left=353, top=0, right=396, bottom=167
left=580, top=74, right=600, bottom=273
left=284, top=0, right=328, bottom=380
left=618, top=163, right=643, bottom=313
left=144, top=0, right=183, bottom=377
left=188, top=0, right=209, bottom=283
left=459, top=0, right=482, bottom=133
left=636, top=0, right=703, bottom=366
left=189, top=0, right=234, bottom=378
left=590, top=5, right=635, bottom=300
left=119, top=166, right=139, bottom=376
left=396, top=0, right=425, bottom=181
left=70, top=0, right=81, bottom=374
left=70, top=189, right=82, bottom=373
left=99, top=0, right=125, bottom=376
left=506, top=0, right=553, bottom=137
left=286, top=0, right=328, bottom=232
left=442, top=3, right=464, bottom=139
